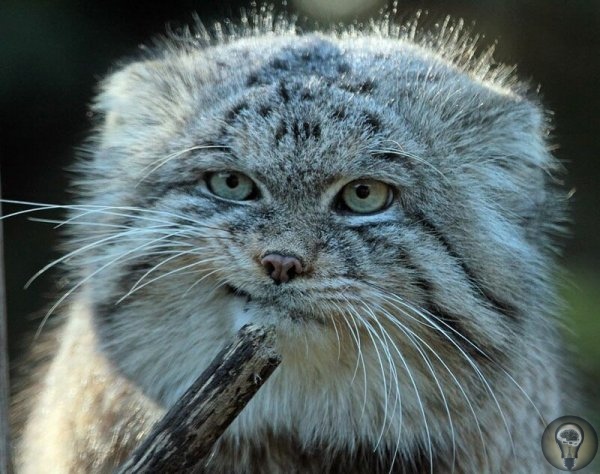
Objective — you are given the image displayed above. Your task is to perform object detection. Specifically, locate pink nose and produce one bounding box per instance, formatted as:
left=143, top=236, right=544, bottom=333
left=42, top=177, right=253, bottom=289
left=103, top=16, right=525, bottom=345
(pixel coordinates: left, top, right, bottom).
left=260, top=254, right=303, bottom=284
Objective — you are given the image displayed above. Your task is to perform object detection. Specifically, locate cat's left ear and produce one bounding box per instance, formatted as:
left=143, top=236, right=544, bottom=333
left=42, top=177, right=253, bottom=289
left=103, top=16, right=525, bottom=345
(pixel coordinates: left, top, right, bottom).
left=459, top=89, right=565, bottom=233
left=453, top=87, right=552, bottom=168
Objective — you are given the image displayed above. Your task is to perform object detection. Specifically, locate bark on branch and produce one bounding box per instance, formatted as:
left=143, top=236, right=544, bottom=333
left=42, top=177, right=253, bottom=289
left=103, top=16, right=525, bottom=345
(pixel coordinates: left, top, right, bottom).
left=118, top=323, right=280, bottom=473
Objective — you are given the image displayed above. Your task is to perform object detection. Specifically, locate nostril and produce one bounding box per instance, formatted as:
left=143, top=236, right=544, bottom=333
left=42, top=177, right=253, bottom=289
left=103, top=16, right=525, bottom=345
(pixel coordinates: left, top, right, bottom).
left=287, top=266, right=297, bottom=280
left=260, top=253, right=304, bottom=284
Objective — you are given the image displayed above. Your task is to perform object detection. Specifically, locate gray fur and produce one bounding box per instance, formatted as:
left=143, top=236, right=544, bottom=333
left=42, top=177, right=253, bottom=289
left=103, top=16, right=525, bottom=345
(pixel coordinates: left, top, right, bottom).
left=15, top=12, right=568, bottom=473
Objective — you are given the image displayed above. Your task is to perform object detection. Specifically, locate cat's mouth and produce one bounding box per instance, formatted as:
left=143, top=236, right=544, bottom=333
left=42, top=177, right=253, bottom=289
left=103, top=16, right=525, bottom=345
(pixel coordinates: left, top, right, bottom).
left=225, top=284, right=253, bottom=303
left=224, top=283, right=326, bottom=325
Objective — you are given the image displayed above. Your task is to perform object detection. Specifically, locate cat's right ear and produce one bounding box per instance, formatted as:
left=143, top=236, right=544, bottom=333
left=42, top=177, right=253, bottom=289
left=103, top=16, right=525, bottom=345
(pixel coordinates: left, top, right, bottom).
left=92, top=60, right=178, bottom=148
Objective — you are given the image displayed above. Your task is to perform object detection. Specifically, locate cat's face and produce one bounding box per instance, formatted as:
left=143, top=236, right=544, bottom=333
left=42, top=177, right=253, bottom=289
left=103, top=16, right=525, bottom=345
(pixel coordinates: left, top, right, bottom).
left=71, top=34, right=562, bottom=448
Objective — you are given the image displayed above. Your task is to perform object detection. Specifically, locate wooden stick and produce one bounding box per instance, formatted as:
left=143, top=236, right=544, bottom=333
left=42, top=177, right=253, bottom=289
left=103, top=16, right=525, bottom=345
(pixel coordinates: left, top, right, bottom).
left=0, top=179, right=14, bottom=474
left=118, top=323, right=280, bottom=473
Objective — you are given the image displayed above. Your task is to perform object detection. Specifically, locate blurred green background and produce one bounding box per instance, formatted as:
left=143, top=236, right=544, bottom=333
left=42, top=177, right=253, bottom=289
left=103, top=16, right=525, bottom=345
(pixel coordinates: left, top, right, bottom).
left=1, top=0, right=598, bottom=462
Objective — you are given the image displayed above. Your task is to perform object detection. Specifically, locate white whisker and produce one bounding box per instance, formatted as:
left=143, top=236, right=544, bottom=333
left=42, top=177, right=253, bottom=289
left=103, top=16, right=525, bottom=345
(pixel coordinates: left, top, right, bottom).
left=364, top=283, right=517, bottom=460
left=366, top=313, right=434, bottom=474
left=25, top=227, right=187, bottom=289
left=119, top=254, right=225, bottom=302
left=331, top=299, right=369, bottom=419
left=137, top=144, right=230, bottom=184
left=181, top=267, right=226, bottom=297
left=2, top=199, right=233, bottom=235
left=35, top=231, right=190, bottom=337
left=375, top=141, right=450, bottom=183
left=343, top=300, right=393, bottom=450
left=371, top=302, right=459, bottom=474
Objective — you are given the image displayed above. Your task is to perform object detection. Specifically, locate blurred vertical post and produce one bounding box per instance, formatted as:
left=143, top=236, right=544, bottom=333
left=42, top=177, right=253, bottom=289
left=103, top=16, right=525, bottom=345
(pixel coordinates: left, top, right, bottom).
left=0, top=175, right=12, bottom=473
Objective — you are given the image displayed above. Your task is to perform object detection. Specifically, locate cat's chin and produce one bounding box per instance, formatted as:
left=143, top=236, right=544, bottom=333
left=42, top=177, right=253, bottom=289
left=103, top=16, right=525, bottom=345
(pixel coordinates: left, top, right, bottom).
left=224, top=283, right=328, bottom=330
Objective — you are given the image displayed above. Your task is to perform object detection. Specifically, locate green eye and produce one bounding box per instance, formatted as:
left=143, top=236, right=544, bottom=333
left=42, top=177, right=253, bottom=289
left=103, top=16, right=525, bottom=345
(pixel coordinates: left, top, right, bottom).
left=339, top=179, right=392, bottom=214
left=206, top=171, right=257, bottom=201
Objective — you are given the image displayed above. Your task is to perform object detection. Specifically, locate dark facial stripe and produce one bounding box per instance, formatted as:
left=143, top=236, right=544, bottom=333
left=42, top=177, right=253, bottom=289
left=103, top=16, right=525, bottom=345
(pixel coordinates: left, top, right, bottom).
left=371, top=152, right=415, bottom=171
left=93, top=255, right=156, bottom=324
left=338, top=79, right=375, bottom=95
left=362, top=112, right=382, bottom=133
left=331, top=106, right=347, bottom=120
left=349, top=224, right=487, bottom=359
left=225, top=102, right=250, bottom=124
left=94, top=236, right=186, bottom=325
left=258, top=104, right=273, bottom=117
left=289, top=120, right=321, bottom=143
left=328, top=442, right=433, bottom=473
left=424, top=303, right=498, bottom=363
left=149, top=179, right=202, bottom=199
left=94, top=301, right=118, bottom=324
left=213, top=433, right=433, bottom=473
left=411, top=211, right=519, bottom=322
left=278, top=80, right=290, bottom=103
left=246, top=72, right=260, bottom=87
left=348, top=224, right=431, bottom=294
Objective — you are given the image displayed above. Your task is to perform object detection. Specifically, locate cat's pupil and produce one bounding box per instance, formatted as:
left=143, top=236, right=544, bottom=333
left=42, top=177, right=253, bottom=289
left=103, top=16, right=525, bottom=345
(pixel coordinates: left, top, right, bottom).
left=226, top=174, right=239, bottom=188
left=355, top=185, right=370, bottom=199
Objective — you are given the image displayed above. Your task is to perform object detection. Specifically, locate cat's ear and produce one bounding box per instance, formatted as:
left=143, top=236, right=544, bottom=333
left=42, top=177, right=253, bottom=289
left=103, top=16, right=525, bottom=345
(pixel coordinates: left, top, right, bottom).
left=459, top=91, right=565, bottom=233
left=453, top=88, right=550, bottom=166
left=94, top=61, right=153, bottom=138
left=443, top=83, right=558, bottom=180
left=92, top=59, right=187, bottom=148
left=490, top=93, right=557, bottom=179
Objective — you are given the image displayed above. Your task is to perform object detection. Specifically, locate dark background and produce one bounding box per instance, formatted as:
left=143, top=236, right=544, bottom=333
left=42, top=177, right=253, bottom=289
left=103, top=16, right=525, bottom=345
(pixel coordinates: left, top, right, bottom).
left=1, top=0, right=599, bottom=439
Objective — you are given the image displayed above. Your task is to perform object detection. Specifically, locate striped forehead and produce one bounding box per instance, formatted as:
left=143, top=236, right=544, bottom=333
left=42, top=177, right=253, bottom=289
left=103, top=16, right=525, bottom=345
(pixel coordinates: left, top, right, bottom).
left=214, top=82, right=393, bottom=183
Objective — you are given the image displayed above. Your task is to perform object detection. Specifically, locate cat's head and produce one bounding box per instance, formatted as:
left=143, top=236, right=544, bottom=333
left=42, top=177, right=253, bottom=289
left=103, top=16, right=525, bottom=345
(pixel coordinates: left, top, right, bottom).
left=71, top=28, right=565, bottom=420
